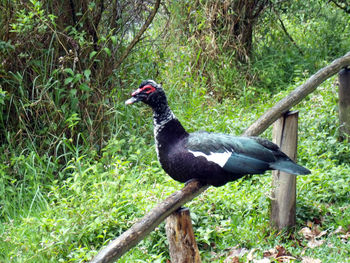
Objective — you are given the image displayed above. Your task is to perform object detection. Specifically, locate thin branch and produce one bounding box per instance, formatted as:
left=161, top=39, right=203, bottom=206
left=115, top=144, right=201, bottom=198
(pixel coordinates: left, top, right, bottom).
left=271, top=6, right=303, bottom=55
left=114, top=0, right=161, bottom=69
left=277, top=16, right=304, bottom=55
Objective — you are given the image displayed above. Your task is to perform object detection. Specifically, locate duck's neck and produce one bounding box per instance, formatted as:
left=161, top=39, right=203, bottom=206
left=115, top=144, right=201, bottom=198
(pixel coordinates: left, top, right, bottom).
left=152, top=105, right=177, bottom=136
left=153, top=105, right=174, bottom=126
left=152, top=104, right=188, bottom=140
left=149, top=97, right=188, bottom=142
left=152, top=106, right=189, bottom=162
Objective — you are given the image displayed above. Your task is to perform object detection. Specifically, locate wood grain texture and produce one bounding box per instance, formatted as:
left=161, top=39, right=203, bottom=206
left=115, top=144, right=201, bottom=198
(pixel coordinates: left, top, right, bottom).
left=165, top=207, right=201, bottom=263
left=338, top=67, right=350, bottom=140
left=271, top=111, right=298, bottom=229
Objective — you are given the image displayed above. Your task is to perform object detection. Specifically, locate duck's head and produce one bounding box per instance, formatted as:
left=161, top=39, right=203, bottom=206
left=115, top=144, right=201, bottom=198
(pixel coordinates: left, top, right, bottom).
left=126, top=80, right=167, bottom=109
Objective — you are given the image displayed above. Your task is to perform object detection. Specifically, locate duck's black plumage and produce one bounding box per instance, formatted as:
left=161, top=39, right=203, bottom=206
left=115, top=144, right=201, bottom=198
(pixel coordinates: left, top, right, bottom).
left=126, top=80, right=310, bottom=187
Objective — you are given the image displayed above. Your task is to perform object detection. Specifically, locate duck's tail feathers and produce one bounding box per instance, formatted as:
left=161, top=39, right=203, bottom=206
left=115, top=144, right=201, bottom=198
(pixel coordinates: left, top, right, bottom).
left=270, top=159, right=311, bottom=175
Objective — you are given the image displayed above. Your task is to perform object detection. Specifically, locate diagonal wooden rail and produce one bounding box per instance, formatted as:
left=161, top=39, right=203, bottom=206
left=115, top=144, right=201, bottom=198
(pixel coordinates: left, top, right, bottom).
left=243, top=51, right=350, bottom=136
left=91, top=181, right=208, bottom=263
left=91, top=51, right=350, bottom=263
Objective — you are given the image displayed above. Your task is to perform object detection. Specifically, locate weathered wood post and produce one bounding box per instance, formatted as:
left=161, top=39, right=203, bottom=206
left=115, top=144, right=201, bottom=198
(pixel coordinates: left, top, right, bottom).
left=165, top=207, right=201, bottom=263
left=90, top=181, right=207, bottom=263
left=271, top=111, right=299, bottom=229
left=338, top=67, right=350, bottom=141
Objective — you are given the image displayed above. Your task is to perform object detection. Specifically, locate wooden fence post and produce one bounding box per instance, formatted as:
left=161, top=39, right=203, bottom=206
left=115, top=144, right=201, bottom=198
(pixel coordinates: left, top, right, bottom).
left=338, top=67, right=350, bottom=141
left=165, top=207, right=201, bottom=263
left=271, top=111, right=299, bottom=229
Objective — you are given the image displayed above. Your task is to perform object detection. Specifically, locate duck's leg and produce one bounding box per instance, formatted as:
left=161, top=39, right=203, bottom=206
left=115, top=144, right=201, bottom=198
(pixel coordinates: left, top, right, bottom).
left=184, top=178, right=198, bottom=186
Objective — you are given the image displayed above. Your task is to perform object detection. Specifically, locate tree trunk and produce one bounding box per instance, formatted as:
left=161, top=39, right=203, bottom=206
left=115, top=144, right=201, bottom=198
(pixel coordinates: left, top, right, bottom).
left=165, top=207, right=201, bottom=263
left=271, top=111, right=298, bottom=229
left=338, top=67, right=350, bottom=140
left=208, top=0, right=269, bottom=63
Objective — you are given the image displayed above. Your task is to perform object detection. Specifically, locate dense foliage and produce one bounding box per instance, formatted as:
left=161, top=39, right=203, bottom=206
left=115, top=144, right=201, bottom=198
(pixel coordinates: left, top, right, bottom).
left=0, top=0, right=350, bottom=262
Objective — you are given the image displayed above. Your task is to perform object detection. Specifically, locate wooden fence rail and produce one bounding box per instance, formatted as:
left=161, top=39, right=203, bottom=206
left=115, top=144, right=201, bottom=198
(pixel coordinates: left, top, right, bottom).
left=91, top=181, right=208, bottom=263
left=91, top=51, right=350, bottom=263
left=243, top=51, right=350, bottom=136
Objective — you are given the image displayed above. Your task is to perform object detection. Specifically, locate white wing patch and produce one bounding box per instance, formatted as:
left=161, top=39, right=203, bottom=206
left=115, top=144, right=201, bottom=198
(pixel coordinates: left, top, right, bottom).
left=189, top=150, right=231, bottom=167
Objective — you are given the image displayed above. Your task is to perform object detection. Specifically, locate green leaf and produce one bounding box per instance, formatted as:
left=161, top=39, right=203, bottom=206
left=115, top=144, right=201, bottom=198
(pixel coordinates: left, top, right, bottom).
left=64, top=68, right=74, bottom=76
left=74, top=73, right=82, bottom=82
left=103, top=47, right=111, bottom=57
left=89, top=51, right=97, bottom=59
left=69, top=89, right=77, bottom=96
left=64, top=77, right=74, bottom=85
left=111, top=35, right=117, bottom=45
left=84, top=69, right=91, bottom=81
left=79, top=83, right=91, bottom=92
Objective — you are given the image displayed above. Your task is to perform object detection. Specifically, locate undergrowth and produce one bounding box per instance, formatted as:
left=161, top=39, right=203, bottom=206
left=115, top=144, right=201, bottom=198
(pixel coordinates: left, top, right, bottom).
left=1, top=74, right=350, bottom=262
left=1, top=1, right=350, bottom=262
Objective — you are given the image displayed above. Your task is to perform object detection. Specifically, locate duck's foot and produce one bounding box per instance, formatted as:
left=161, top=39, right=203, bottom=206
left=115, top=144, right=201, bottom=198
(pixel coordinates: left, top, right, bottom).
left=184, top=178, right=197, bottom=186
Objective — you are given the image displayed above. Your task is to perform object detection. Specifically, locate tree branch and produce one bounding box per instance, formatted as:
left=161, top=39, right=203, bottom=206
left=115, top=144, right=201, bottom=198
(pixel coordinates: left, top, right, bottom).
left=277, top=16, right=303, bottom=55
left=243, top=51, right=350, bottom=136
left=114, top=0, right=161, bottom=69
left=270, top=6, right=303, bottom=55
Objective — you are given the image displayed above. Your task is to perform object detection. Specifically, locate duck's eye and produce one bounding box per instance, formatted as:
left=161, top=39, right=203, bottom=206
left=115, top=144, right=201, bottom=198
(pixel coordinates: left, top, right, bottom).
left=141, top=85, right=156, bottom=94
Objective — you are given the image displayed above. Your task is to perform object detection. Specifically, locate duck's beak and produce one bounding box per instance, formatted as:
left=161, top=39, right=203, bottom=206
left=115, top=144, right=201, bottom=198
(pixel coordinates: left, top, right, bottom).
left=125, top=88, right=145, bottom=105
left=125, top=96, right=139, bottom=105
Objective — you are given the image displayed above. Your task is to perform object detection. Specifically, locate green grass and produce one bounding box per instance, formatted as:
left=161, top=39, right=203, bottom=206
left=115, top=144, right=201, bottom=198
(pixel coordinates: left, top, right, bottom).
left=2, top=2, right=350, bottom=262
left=1, top=74, right=350, bottom=262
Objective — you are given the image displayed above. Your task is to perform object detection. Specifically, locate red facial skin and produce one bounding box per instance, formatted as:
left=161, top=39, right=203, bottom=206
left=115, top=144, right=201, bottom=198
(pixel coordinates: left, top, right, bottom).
left=131, top=84, right=156, bottom=96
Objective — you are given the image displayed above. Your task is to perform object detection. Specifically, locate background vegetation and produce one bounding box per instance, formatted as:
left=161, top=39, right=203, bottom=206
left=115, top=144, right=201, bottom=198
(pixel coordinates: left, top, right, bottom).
left=0, top=0, right=350, bottom=262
